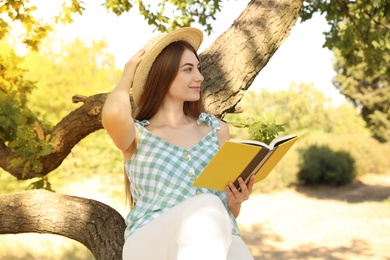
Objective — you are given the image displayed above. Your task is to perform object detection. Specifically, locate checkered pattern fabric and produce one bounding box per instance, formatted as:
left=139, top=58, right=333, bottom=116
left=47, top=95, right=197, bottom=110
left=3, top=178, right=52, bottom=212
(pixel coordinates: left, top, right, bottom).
left=124, top=113, right=240, bottom=239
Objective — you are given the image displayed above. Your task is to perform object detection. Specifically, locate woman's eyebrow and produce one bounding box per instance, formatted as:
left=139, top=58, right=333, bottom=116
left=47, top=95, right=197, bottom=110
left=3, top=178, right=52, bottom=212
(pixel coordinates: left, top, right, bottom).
left=180, top=63, right=194, bottom=67
left=180, top=62, right=200, bottom=68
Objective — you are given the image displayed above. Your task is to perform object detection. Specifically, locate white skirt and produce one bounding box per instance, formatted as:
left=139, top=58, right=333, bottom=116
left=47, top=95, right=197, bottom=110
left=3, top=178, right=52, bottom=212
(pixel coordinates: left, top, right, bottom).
left=123, top=194, right=254, bottom=260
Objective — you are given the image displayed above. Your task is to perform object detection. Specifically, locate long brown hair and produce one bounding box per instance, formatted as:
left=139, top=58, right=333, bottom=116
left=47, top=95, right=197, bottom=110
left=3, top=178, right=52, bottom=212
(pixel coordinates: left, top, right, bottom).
left=125, top=40, right=204, bottom=208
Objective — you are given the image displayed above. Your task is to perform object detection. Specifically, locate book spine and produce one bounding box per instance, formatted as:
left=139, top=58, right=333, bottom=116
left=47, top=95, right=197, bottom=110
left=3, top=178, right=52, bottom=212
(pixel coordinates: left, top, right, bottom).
left=233, top=148, right=271, bottom=190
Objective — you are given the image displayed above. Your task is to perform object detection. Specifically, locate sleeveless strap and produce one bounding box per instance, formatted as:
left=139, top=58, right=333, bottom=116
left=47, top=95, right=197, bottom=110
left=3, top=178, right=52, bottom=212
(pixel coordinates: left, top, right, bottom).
left=197, top=112, right=221, bottom=131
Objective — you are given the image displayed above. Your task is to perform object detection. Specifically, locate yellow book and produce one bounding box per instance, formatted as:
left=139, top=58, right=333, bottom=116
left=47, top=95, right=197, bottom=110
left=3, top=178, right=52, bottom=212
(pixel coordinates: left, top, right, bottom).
left=192, top=134, right=298, bottom=191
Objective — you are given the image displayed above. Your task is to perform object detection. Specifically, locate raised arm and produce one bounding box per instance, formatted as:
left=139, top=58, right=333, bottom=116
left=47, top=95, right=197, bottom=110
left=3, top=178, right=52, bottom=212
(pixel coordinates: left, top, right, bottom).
left=102, top=49, right=145, bottom=155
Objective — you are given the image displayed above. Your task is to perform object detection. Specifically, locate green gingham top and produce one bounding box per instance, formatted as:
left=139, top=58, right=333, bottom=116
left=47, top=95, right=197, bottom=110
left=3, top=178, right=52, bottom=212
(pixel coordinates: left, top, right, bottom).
left=124, top=113, right=240, bottom=240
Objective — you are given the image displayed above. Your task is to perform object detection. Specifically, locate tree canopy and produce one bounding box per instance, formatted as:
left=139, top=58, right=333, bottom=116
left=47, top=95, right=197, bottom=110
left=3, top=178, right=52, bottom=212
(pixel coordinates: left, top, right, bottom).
left=300, top=0, right=390, bottom=142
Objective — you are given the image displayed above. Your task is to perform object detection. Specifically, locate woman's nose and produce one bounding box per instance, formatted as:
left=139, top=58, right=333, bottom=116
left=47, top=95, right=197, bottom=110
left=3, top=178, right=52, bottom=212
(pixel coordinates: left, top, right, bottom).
left=196, top=69, right=204, bottom=82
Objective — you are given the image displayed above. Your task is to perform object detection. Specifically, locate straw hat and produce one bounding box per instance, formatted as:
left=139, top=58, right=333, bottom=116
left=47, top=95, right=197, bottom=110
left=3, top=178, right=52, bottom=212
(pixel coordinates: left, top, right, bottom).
left=132, top=27, right=204, bottom=106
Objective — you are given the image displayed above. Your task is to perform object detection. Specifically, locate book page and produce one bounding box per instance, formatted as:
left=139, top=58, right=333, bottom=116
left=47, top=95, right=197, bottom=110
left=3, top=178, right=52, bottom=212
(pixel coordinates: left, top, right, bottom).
left=269, top=134, right=297, bottom=149
left=230, top=139, right=269, bottom=149
left=254, top=137, right=298, bottom=182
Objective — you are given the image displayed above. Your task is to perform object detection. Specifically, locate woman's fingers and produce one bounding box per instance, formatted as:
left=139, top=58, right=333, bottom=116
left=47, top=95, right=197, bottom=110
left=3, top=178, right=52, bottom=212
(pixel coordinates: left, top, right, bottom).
left=227, top=175, right=256, bottom=203
left=237, top=178, right=250, bottom=201
left=123, top=49, right=146, bottom=81
left=246, top=175, right=255, bottom=193
left=227, top=179, right=247, bottom=202
left=133, top=49, right=145, bottom=61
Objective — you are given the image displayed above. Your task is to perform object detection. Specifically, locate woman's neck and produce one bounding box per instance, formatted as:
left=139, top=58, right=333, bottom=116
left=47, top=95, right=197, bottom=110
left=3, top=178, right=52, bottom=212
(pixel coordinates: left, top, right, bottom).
left=149, top=102, right=192, bottom=127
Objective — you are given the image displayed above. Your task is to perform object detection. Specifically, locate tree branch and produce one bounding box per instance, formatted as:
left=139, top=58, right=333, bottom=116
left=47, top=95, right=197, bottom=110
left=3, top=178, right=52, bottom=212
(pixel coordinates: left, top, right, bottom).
left=0, top=190, right=126, bottom=259
left=0, top=93, right=108, bottom=179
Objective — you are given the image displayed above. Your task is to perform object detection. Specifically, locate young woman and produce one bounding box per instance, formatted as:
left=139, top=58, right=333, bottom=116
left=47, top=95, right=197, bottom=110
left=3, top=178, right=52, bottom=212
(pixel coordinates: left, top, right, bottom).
left=102, top=27, right=255, bottom=260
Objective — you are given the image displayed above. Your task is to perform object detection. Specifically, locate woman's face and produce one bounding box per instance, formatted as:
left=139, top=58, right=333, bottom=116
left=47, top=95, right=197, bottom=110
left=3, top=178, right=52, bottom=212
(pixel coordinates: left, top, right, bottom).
left=165, top=49, right=204, bottom=103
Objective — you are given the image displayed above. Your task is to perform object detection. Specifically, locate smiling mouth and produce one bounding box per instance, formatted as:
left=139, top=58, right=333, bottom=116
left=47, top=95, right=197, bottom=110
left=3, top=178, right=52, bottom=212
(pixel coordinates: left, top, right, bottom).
left=190, top=87, right=201, bottom=92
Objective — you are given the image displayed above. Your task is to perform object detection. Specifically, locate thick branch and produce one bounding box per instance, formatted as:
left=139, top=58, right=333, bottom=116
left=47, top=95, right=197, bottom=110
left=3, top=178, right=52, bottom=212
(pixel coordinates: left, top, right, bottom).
left=1, top=93, right=108, bottom=179
left=0, top=190, right=126, bottom=259
left=40, top=93, right=108, bottom=174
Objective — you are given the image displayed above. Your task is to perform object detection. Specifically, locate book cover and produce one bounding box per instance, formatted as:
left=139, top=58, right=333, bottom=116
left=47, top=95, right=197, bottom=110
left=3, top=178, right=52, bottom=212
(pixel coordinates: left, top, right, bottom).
left=192, top=134, right=298, bottom=191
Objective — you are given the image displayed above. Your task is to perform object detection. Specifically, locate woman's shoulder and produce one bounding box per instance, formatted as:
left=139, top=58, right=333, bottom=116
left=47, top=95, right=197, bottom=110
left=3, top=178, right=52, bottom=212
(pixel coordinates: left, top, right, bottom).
left=215, top=119, right=230, bottom=144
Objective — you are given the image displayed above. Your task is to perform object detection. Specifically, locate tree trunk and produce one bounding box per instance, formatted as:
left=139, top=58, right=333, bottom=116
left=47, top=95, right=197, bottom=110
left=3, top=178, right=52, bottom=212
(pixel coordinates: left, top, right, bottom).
left=0, top=0, right=302, bottom=258
left=0, top=190, right=126, bottom=260
left=201, top=0, right=302, bottom=115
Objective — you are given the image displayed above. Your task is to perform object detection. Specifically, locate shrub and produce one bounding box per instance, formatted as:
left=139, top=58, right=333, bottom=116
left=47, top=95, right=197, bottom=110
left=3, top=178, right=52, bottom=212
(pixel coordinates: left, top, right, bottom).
left=297, top=132, right=390, bottom=176
left=297, top=145, right=356, bottom=186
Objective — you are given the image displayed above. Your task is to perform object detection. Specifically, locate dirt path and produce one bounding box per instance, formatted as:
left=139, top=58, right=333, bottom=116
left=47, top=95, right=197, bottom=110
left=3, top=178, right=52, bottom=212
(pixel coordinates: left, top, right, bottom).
left=237, top=174, right=390, bottom=260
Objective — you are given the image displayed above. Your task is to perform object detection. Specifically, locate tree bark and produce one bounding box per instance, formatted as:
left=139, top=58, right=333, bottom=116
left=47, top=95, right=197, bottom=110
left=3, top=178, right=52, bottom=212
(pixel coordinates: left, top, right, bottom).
left=0, top=190, right=126, bottom=260
left=201, top=0, right=302, bottom=115
left=0, top=0, right=303, bottom=258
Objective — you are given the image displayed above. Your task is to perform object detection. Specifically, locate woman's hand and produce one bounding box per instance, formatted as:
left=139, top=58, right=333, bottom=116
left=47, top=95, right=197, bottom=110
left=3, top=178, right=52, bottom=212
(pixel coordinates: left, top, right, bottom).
left=226, top=175, right=255, bottom=218
left=122, top=49, right=145, bottom=83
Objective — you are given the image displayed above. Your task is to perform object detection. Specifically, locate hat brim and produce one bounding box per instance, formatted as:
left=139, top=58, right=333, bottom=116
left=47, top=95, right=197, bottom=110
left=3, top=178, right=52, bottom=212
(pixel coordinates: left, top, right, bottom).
left=132, top=27, right=203, bottom=106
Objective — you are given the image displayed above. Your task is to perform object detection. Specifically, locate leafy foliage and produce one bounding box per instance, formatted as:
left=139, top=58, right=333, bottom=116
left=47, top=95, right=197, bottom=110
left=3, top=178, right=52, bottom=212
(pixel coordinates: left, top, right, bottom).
left=27, top=176, right=53, bottom=190
left=0, top=1, right=71, bottom=50
left=104, top=0, right=222, bottom=34
left=301, top=0, right=389, bottom=77
left=226, top=113, right=285, bottom=145
left=0, top=43, right=52, bottom=178
left=301, top=0, right=390, bottom=142
left=0, top=0, right=84, bottom=50
left=333, top=47, right=390, bottom=143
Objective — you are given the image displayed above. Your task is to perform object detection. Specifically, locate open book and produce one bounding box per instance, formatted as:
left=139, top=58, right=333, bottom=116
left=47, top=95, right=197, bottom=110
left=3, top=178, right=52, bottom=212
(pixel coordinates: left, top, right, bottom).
left=192, top=134, right=298, bottom=191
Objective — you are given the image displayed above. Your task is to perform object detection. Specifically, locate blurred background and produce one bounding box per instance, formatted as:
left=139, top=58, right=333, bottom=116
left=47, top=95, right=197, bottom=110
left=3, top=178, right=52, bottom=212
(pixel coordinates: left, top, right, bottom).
left=1, top=0, right=389, bottom=259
